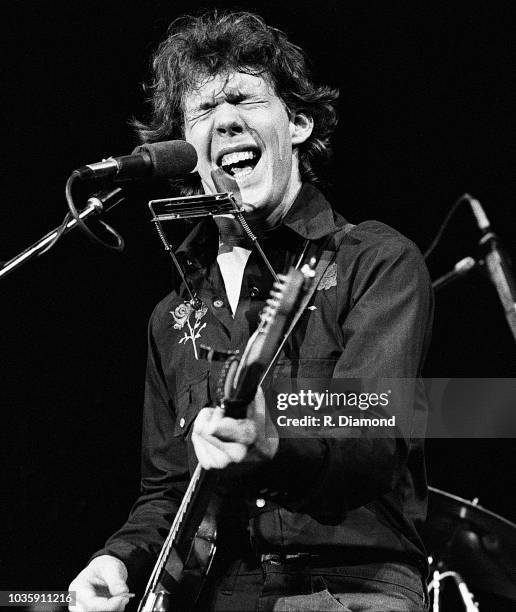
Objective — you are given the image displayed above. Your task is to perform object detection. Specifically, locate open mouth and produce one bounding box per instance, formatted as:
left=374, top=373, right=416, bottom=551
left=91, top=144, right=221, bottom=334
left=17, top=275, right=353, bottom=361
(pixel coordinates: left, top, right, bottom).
left=217, top=147, right=261, bottom=179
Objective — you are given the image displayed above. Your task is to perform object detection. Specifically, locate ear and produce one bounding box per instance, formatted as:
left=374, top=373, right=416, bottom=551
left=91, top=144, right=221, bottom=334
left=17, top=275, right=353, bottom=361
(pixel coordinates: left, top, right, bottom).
left=290, top=111, right=314, bottom=145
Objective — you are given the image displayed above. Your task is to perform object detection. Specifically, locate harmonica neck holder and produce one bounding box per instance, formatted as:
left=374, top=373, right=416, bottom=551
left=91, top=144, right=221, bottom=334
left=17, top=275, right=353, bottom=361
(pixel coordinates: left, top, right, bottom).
left=148, top=192, right=282, bottom=308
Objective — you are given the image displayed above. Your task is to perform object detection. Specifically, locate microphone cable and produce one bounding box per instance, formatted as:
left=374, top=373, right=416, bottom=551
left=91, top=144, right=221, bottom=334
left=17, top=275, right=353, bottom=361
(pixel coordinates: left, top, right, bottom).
left=38, top=174, right=126, bottom=256
left=65, top=171, right=125, bottom=252
left=423, top=194, right=470, bottom=260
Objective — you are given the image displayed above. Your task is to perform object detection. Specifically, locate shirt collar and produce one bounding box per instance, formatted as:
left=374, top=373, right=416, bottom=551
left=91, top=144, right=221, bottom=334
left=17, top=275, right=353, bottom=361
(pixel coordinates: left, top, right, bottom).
left=175, top=183, right=345, bottom=261
left=280, top=183, right=343, bottom=240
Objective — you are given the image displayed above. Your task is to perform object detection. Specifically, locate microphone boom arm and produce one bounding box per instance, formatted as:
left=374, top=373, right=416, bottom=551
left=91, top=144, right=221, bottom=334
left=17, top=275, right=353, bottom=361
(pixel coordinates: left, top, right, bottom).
left=0, top=187, right=124, bottom=281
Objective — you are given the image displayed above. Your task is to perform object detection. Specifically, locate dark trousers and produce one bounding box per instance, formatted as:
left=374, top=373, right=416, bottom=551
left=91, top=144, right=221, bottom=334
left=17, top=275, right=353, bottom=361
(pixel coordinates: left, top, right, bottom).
left=200, top=557, right=429, bottom=611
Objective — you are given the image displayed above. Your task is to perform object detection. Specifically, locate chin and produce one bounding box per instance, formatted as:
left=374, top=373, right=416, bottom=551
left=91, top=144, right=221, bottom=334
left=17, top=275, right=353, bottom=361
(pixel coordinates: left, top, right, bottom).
left=239, top=200, right=264, bottom=216
left=237, top=185, right=264, bottom=207
left=240, top=191, right=273, bottom=214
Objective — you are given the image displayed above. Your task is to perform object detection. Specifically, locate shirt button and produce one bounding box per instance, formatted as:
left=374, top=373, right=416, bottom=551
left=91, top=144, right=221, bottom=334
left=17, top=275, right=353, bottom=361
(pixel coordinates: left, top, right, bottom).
left=179, top=417, right=186, bottom=428
left=249, top=286, right=260, bottom=298
left=213, top=298, right=224, bottom=308
left=255, top=498, right=266, bottom=508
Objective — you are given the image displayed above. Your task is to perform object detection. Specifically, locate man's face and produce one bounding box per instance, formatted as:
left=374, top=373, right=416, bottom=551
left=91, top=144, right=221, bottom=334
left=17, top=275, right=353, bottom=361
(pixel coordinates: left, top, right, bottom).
left=183, top=72, right=312, bottom=221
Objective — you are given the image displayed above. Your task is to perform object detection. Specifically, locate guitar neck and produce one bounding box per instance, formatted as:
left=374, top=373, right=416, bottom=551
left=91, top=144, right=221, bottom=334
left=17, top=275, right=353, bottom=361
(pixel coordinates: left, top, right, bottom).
left=142, top=463, right=218, bottom=602
left=224, top=363, right=264, bottom=416
left=171, top=465, right=219, bottom=562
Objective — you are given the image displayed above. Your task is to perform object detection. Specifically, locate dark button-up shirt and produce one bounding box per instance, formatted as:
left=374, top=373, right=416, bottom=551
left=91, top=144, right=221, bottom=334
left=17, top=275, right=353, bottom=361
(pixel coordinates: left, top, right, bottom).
left=94, top=183, right=433, bottom=585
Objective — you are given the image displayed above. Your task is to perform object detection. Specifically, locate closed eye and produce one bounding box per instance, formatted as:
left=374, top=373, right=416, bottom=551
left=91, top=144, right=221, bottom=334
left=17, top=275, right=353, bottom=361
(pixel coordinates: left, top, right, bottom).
left=187, top=107, right=214, bottom=123
left=239, top=98, right=268, bottom=105
left=186, top=97, right=268, bottom=123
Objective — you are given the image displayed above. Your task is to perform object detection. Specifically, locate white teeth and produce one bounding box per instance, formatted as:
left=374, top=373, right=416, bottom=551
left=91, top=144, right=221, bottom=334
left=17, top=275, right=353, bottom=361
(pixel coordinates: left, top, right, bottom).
left=220, top=150, right=257, bottom=167
left=231, top=166, right=253, bottom=179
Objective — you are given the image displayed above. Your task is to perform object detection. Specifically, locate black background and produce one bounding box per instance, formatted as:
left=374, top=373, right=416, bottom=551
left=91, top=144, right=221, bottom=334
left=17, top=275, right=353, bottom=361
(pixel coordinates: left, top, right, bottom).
left=2, top=1, right=516, bottom=609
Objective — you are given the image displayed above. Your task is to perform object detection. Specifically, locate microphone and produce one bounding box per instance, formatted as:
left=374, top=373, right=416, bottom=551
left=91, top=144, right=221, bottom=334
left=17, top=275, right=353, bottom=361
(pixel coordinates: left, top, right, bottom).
left=432, top=256, right=477, bottom=291
left=464, top=193, right=516, bottom=342
left=74, top=140, right=197, bottom=181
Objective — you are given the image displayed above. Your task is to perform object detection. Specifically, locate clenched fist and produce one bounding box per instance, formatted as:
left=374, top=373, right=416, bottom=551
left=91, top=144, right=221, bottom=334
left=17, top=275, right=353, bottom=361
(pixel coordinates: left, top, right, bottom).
left=68, top=555, right=133, bottom=612
left=192, top=387, right=279, bottom=469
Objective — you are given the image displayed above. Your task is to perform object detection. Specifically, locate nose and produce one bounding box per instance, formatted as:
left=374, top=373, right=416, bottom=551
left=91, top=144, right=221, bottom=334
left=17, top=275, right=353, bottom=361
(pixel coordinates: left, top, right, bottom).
left=214, top=103, right=244, bottom=136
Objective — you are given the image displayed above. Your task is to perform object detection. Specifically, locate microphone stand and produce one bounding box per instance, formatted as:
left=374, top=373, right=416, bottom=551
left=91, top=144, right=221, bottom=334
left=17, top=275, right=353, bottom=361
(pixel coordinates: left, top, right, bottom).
left=0, top=187, right=124, bottom=281
left=465, top=194, right=516, bottom=344
left=479, top=230, right=516, bottom=343
left=428, top=568, right=478, bottom=611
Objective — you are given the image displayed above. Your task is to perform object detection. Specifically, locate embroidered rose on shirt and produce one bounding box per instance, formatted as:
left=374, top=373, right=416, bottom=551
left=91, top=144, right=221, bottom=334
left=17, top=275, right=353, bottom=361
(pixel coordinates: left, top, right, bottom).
left=170, top=302, right=208, bottom=360
left=171, top=303, right=192, bottom=329
left=317, top=262, right=337, bottom=290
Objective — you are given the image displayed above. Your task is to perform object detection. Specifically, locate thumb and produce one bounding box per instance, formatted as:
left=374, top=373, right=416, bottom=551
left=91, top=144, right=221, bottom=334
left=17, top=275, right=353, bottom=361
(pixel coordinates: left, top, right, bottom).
left=102, top=593, right=132, bottom=612
left=250, top=386, right=267, bottom=422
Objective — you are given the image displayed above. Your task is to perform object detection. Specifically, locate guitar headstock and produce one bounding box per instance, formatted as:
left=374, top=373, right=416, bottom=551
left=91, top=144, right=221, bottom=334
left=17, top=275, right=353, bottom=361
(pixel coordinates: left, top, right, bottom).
left=260, top=259, right=316, bottom=332
left=260, top=269, right=305, bottom=332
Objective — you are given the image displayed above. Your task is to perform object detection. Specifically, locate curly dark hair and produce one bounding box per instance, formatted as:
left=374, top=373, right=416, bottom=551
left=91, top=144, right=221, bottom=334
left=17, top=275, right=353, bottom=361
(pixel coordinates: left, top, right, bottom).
left=134, top=10, right=339, bottom=188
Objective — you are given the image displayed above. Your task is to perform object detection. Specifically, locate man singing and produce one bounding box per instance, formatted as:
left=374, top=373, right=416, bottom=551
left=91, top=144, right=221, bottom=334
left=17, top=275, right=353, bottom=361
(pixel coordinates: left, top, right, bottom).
left=69, top=11, right=432, bottom=611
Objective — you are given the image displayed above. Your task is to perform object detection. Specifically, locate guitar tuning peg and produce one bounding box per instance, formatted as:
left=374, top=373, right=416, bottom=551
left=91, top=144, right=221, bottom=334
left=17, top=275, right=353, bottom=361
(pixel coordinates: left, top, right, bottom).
left=301, top=258, right=317, bottom=278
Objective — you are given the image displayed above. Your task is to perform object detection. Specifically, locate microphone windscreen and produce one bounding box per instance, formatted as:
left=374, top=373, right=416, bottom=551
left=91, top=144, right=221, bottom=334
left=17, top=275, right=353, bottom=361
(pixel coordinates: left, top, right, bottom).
left=133, top=140, right=197, bottom=179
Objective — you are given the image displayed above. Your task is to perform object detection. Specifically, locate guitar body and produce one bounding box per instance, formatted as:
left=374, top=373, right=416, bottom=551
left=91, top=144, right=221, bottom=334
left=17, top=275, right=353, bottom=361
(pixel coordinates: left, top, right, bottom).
left=164, top=509, right=218, bottom=611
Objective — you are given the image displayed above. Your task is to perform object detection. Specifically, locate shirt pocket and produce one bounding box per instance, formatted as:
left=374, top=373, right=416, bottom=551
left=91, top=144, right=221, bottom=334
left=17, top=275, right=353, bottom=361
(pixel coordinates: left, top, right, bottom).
left=173, top=370, right=211, bottom=438
left=272, top=358, right=338, bottom=382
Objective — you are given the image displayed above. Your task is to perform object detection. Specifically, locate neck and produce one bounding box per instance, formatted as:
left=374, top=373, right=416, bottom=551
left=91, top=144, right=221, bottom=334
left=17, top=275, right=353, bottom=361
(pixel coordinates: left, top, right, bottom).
left=245, top=179, right=303, bottom=235
left=214, top=215, right=251, bottom=247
